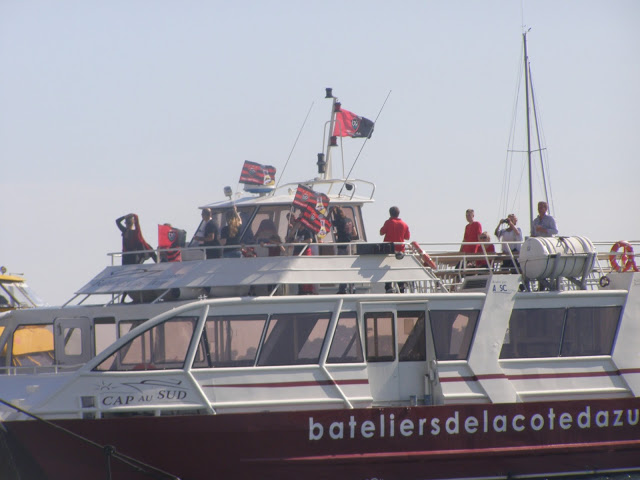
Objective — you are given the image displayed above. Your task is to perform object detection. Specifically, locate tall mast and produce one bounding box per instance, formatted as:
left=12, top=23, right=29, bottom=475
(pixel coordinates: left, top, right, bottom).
left=523, top=32, right=535, bottom=236
left=320, top=87, right=339, bottom=180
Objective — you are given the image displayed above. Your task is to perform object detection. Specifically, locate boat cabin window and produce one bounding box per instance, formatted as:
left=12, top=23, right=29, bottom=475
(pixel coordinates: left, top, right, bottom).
left=211, top=206, right=256, bottom=244
left=499, top=306, right=622, bottom=359
left=194, top=314, right=268, bottom=368
left=118, top=320, right=146, bottom=338
left=430, top=310, right=479, bottom=360
left=95, top=316, right=199, bottom=371
left=327, top=312, right=364, bottom=364
left=257, top=312, right=330, bottom=366
left=561, top=306, right=620, bottom=356
left=248, top=206, right=292, bottom=246
left=11, top=324, right=54, bottom=367
left=0, top=281, right=44, bottom=308
left=398, top=311, right=426, bottom=362
left=365, top=312, right=395, bottom=362
left=94, top=317, right=117, bottom=355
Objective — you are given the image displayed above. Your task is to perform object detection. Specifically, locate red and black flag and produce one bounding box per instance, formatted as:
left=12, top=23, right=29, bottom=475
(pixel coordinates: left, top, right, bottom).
left=300, top=203, right=323, bottom=233
left=293, top=184, right=316, bottom=209
left=317, top=215, right=332, bottom=239
left=314, top=192, right=330, bottom=216
left=158, top=224, right=185, bottom=262
left=332, top=103, right=374, bottom=139
left=239, top=160, right=276, bottom=186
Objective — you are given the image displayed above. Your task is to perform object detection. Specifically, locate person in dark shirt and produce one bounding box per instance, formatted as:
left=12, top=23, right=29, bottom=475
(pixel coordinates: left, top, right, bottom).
left=333, top=206, right=356, bottom=294
left=193, top=208, right=220, bottom=259
left=115, top=213, right=157, bottom=265
left=220, top=207, right=243, bottom=258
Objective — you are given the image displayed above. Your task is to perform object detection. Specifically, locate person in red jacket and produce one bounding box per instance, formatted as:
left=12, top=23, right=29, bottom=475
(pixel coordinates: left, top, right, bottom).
left=380, top=206, right=410, bottom=293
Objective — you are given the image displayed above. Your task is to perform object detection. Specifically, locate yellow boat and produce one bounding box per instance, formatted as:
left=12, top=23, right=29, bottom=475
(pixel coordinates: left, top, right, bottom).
left=0, top=266, right=46, bottom=312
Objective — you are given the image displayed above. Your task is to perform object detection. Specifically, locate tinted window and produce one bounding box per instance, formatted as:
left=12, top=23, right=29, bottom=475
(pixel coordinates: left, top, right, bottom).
left=327, top=312, right=363, bottom=363
left=365, top=312, right=395, bottom=362
left=196, top=314, right=267, bottom=368
left=561, top=307, right=621, bottom=356
left=257, top=312, right=330, bottom=366
left=96, top=317, right=197, bottom=371
left=430, top=310, right=479, bottom=360
left=499, top=307, right=621, bottom=359
left=398, top=311, right=426, bottom=362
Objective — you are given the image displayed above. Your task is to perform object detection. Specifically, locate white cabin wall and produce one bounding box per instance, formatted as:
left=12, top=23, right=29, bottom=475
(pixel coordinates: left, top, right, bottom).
left=611, top=272, right=640, bottom=395
left=467, top=275, right=521, bottom=403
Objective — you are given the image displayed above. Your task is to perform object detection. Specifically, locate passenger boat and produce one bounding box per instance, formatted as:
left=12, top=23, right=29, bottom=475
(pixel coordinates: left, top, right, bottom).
left=0, top=266, right=46, bottom=312
left=1, top=37, right=640, bottom=480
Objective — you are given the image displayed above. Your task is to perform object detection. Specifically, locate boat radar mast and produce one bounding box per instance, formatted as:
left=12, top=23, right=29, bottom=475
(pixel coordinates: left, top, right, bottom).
left=522, top=31, right=552, bottom=236
left=317, top=87, right=338, bottom=180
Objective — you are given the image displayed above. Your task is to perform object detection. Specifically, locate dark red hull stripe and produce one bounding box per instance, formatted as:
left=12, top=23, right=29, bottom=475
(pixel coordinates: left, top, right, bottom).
left=441, top=367, right=640, bottom=383
left=250, top=438, right=640, bottom=464
left=203, top=379, right=370, bottom=388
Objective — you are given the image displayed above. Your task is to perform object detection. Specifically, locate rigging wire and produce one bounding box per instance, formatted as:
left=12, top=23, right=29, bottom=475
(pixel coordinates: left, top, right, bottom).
left=0, top=397, right=180, bottom=480
left=338, top=90, right=392, bottom=196
left=529, top=68, right=556, bottom=215
left=275, top=101, right=314, bottom=189
left=499, top=46, right=525, bottom=218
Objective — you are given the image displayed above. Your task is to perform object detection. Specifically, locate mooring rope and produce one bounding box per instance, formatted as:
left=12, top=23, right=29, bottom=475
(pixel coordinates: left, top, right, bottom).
left=0, top=397, right=180, bottom=480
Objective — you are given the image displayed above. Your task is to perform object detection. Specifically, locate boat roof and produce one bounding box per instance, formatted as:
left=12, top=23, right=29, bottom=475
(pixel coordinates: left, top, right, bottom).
left=76, top=254, right=438, bottom=295
left=200, top=178, right=375, bottom=210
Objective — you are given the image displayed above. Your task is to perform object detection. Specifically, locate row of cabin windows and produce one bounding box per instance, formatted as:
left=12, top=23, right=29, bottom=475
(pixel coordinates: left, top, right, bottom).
left=499, top=306, right=622, bottom=359
left=95, top=310, right=481, bottom=371
left=0, top=306, right=622, bottom=371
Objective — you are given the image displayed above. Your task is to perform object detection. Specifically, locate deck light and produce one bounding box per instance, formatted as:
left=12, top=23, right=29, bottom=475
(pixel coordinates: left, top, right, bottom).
left=330, top=136, right=338, bottom=147
left=325, top=88, right=333, bottom=99
left=317, top=153, right=326, bottom=174
left=224, top=186, right=233, bottom=199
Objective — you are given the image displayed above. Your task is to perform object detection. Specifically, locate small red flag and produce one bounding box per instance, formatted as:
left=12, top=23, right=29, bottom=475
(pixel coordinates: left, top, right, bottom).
left=239, top=160, right=276, bottom=186
left=333, top=103, right=374, bottom=138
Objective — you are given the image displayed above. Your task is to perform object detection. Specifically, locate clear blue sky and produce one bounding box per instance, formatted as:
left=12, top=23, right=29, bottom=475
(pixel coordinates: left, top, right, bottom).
left=1, top=1, right=638, bottom=304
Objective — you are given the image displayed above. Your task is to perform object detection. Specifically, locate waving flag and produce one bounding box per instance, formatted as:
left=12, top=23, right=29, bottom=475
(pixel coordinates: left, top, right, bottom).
left=239, top=161, right=276, bottom=186
left=293, top=184, right=316, bottom=209
left=292, top=185, right=331, bottom=234
left=332, top=103, right=374, bottom=139
left=300, top=203, right=323, bottom=233
left=158, top=224, right=186, bottom=262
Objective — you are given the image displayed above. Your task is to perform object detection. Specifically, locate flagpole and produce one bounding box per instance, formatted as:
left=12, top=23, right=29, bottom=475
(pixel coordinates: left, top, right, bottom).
left=324, top=88, right=338, bottom=180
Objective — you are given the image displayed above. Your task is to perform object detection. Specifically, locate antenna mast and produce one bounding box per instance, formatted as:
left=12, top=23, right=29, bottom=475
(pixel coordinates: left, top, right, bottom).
left=523, top=31, right=535, bottom=236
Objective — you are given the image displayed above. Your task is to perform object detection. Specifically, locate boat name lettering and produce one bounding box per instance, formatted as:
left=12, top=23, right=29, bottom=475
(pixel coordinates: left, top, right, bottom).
left=492, top=281, right=509, bottom=293
left=308, top=406, right=640, bottom=441
left=101, top=390, right=187, bottom=406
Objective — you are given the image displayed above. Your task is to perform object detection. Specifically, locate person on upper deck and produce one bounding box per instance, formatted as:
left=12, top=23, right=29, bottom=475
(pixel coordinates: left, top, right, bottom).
left=380, top=206, right=410, bottom=293
left=115, top=213, right=157, bottom=265
left=380, top=206, right=410, bottom=253
left=532, top=201, right=558, bottom=237
left=475, top=231, right=496, bottom=269
left=460, top=209, right=482, bottom=255
left=220, top=207, right=243, bottom=258
left=333, top=206, right=356, bottom=294
left=193, top=208, right=220, bottom=259
left=333, top=207, right=355, bottom=253
left=495, top=214, right=523, bottom=271
left=255, top=219, right=285, bottom=256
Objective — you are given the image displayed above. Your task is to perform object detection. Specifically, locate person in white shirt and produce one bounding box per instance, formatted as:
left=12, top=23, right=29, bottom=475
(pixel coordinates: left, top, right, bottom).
left=494, top=214, right=523, bottom=271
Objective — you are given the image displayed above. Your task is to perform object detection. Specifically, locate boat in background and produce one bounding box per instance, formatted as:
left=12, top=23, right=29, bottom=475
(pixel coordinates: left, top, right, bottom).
left=0, top=266, right=46, bottom=312
left=1, top=40, right=640, bottom=479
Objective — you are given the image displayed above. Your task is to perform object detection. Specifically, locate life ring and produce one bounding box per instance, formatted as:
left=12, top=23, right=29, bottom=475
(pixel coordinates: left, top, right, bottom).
left=411, top=241, right=437, bottom=269
left=609, top=241, right=638, bottom=272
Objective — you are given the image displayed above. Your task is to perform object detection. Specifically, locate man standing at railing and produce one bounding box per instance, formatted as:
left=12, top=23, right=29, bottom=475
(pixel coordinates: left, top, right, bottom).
left=532, top=201, right=558, bottom=237
left=495, top=214, right=523, bottom=271
left=380, top=206, right=410, bottom=293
